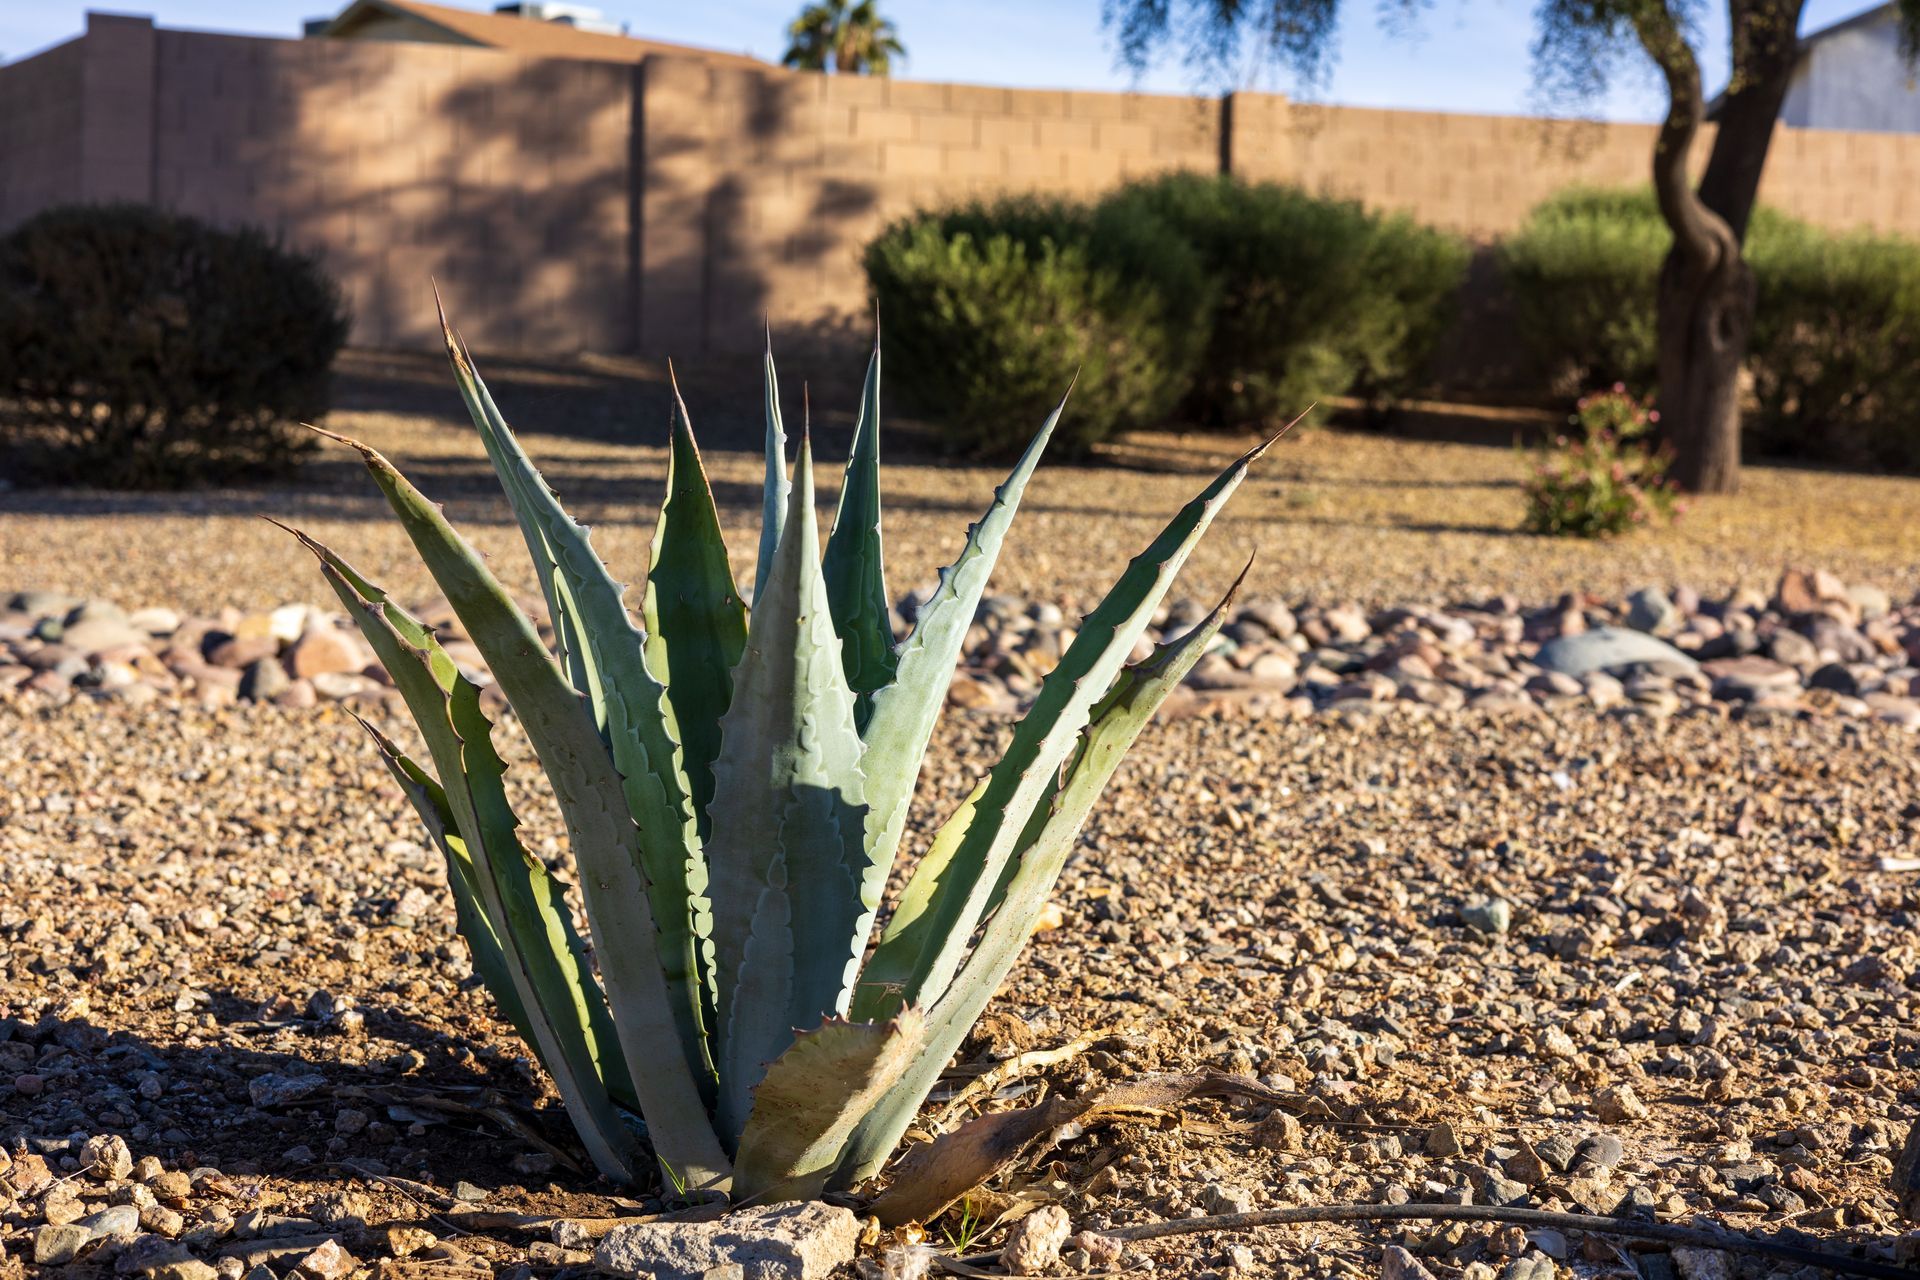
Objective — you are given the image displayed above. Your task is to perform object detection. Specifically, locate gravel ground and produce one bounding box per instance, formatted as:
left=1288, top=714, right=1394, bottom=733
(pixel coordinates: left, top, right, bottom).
left=2, top=691, right=1918, bottom=1276
left=6, top=350, right=1920, bottom=619
left=5, top=351, right=1920, bottom=1277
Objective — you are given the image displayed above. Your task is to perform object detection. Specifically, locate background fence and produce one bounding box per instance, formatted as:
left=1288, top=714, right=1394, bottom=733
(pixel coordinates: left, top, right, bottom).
left=6, top=11, right=1920, bottom=356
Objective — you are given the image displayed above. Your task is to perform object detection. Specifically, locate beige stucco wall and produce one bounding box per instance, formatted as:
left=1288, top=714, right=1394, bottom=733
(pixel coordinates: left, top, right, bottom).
left=5, top=17, right=1920, bottom=356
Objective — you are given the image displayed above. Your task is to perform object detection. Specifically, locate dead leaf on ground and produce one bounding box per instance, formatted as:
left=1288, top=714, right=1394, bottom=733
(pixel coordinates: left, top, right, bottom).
left=870, top=1071, right=1290, bottom=1226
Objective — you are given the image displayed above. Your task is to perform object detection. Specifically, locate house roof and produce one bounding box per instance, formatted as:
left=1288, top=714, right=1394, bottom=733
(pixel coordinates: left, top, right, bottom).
left=318, top=0, right=763, bottom=67
left=1706, top=2, right=1900, bottom=118
left=1795, top=1, right=1899, bottom=49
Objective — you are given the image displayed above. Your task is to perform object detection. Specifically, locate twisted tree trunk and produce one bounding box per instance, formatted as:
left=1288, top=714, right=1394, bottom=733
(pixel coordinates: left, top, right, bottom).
left=1654, top=220, right=1752, bottom=494
left=1632, top=0, right=1805, bottom=495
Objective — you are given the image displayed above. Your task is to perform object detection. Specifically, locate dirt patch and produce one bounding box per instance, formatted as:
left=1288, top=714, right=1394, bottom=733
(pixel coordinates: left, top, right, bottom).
left=8, top=349, right=1920, bottom=621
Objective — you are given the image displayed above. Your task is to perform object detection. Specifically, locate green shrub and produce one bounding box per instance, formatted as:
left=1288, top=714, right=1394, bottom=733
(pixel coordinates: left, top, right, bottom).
left=862, top=195, right=1211, bottom=455
left=1351, top=213, right=1477, bottom=412
left=1746, top=223, right=1920, bottom=468
left=1501, top=186, right=1920, bottom=467
left=1103, top=173, right=1468, bottom=424
left=1497, top=187, right=1669, bottom=392
left=1522, top=387, right=1681, bottom=538
left=0, top=203, right=349, bottom=488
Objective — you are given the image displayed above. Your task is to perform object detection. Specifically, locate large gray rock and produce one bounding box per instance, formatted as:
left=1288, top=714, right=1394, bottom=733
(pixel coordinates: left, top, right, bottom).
left=78, top=1204, right=141, bottom=1243
left=1535, top=627, right=1698, bottom=677
left=594, top=1202, right=857, bottom=1280
left=1625, top=587, right=1680, bottom=636
left=247, top=1071, right=327, bottom=1107
left=34, top=1224, right=94, bottom=1265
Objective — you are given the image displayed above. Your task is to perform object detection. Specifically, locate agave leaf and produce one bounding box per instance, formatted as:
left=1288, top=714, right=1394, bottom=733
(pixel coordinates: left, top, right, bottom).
left=306, top=433, right=731, bottom=1191
left=357, top=714, right=650, bottom=1116
left=644, top=377, right=749, bottom=838
left=821, top=337, right=896, bottom=727
left=755, top=337, right=789, bottom=605
left=284, top=524, right=638, bottom=1180
left=850, top=778, right=984, bottom=1016
left=706, top=433, right=871, bottom=1144
left=437, top=324, right=717, bottom=1114
left=355, top=718, right=535, bottom=1052
left=849, top=397, right=1064, bottom=996
left=732, top=1007, right=924, bottom=1204
left=837, top=568, right=1245, bottom=1186
left=430, top=294, right=591, bottom=700
left=858, top=433, right=1277, bottom=1020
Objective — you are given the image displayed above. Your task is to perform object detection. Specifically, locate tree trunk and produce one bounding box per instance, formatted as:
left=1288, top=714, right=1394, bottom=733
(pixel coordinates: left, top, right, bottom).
left=1656, top=239, right=1753, bottom=493
left=1699, top=0, right=1806, bottom=240
left=1630, top=2, right=1767, bottom=495
left=1626, top=0, right=1809, bottom=494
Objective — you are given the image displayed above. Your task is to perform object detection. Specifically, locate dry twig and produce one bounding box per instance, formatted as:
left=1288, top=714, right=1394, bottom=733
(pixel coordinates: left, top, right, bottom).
left=1092, top=1203, right=1912, bottom=1280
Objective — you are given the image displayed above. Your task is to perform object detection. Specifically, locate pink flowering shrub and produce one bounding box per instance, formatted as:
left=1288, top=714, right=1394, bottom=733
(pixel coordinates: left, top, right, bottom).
left=1522, top=386, right=1682, bottom=538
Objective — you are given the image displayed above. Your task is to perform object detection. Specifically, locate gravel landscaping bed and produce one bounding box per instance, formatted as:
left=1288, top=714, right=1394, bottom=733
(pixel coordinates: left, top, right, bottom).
left=8, top=350, right=1920, bottom=622
left=6, top=565, right=1920, bottom=732
left=2, top=642, right=1918, bottom=1277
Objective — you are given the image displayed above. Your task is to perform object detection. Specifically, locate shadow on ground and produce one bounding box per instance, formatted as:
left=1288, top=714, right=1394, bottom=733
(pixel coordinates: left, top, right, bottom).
left=10, top=1003, right=609, bottom=1199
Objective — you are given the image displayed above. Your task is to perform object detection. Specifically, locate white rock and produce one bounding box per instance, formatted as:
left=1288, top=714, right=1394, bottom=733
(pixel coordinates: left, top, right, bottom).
left=1672, top=1247, right=1735, bottom=1280
left=129, top=607, right=183, bottom=635
left=1381, top=1244, right=1440, bottom=1280
left=267, top=603, right=311, bottom=644
left=593, top=1202, right=857, bottom=1280
left=1000, top=1205, right=1070, bottom=1275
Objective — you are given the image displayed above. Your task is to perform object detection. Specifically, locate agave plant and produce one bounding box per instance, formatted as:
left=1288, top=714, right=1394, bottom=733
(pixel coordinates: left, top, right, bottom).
left=289, top=313, right=1271, bottom=1204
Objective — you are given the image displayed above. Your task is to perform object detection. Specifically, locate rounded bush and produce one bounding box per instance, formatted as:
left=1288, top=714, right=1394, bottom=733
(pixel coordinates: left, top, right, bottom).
left=1496, top=187, right=1670, bottom=392
left=0, top=203, right=349, bottom=488
left=1747, top=223, right=1920, bottom=469
left=863, top=195, right=1212, bottom=456
left=1500, top=185, right=1920, bottom=467
left=1103, top=174, right=1468, bottom=425
left=1521, top=388, right=1681, bottom=538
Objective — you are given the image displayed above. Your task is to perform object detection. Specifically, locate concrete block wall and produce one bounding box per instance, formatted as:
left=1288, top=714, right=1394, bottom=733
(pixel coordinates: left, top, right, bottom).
left=147, top=26, right=635, bottom=350
left=1766, top=125, right=1920, bottom=229
left=0, top=38, right=88, bottom=230
left=639, top=55, right=1222, bottom=354
left=1, top=16, right=633, bottom=352
left=7, top=16, right=1920, bottom=357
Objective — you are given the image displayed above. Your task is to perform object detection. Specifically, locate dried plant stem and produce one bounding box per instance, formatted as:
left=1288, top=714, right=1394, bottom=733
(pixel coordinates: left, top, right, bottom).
left=1093, top=1203, right=1909, bottom=1280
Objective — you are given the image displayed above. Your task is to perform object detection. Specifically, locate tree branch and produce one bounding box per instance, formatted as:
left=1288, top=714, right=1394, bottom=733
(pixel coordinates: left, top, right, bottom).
left=1626, top=0, right=1735, bottom=266
left=1698, top=0, right=1806, bottom=241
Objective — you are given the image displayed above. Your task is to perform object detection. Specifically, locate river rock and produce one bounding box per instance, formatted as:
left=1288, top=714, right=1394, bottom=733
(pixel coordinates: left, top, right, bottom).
left=1703, top=656, right=1802, bottom=701
left=1765, top=628, right=1819, bottom=667
left=1536, top=627, right=1698, bottom=677
left=240, top=658, right=292, bottom=703
left=287, top=624, right=368, bottom=679
left=60, top=617, right=154, bottom=654
left=1625, top=587, right=1679, bottom=636
left=593, top=1202, right=857, bottom=1280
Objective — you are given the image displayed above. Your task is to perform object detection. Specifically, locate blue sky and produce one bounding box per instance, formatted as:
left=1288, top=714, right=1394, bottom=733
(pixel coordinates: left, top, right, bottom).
left=0, top=0, right=1880, bottom=120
